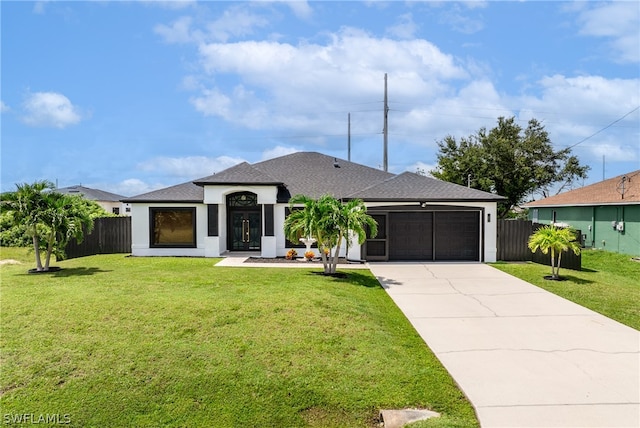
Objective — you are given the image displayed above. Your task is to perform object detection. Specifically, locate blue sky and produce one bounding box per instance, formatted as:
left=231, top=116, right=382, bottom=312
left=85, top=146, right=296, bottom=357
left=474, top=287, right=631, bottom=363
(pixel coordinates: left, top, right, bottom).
left=2, top=1, right=639, bottom=197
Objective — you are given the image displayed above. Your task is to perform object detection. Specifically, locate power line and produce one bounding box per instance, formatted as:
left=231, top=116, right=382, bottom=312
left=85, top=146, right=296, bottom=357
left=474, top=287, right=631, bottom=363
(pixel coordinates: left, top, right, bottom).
left=567, top=106, right=640, bottom=149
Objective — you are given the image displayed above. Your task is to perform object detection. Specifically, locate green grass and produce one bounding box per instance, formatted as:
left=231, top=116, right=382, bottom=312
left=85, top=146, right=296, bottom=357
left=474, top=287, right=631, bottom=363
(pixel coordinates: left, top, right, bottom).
left=1, top=249, right=478, bottom=427
left=491, top=249, right=640, bottom=330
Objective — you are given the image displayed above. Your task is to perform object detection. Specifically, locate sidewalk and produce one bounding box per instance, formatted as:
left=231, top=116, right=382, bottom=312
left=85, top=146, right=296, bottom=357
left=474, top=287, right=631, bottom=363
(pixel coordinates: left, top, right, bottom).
left=368, top=262, right=640, bottom=428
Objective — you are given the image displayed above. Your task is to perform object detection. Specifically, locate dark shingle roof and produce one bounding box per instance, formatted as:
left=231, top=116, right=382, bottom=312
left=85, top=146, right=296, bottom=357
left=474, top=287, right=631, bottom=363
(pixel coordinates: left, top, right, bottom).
left=124, top=151, right=505, bottom=203
left=121, top=180, right=203, bottom=203
left=348, top=172, right=505, bottom=201
left=194, top=162, right=282, bottom=186
left=525, top=170, right=640, bottom=207
left=250, top=152, right=395, bottom=199
left=57, top=185, right=125, bottom=202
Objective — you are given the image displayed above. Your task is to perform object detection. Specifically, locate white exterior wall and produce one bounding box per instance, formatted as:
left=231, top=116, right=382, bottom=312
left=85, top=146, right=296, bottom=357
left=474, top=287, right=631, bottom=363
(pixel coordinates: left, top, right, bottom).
left=130, top=196, right=498, bottom=262
left=130, top=203, right=207, bottom=257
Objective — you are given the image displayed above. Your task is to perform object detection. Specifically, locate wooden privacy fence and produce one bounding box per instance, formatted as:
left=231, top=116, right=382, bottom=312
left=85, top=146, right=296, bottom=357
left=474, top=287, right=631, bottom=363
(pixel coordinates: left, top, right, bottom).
left=64, top=216, right=131, bottom=260
left=497, top=219, right=582, bottom=271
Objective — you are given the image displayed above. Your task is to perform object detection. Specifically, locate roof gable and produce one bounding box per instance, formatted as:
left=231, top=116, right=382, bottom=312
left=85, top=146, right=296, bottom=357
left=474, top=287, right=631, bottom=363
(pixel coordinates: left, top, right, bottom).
left=194, top=162, right=282, bottom=186
left=250, top=152, right=394, bottom=199
left=525, top=170, right=640, bottom=207
left=348, top=171, right=505, bottom=201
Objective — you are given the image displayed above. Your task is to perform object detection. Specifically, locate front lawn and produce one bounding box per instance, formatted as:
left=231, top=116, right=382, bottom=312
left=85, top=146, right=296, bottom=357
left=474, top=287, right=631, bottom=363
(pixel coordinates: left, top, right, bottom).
left=1, top=251, right=478, bottom=427
left=491, top=249, right=640, bottom=330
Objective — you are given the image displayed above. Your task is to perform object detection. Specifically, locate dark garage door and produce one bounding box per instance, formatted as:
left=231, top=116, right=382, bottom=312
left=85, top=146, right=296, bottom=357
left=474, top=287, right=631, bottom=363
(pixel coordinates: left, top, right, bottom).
left=434, top=211, right=479, bottom=261
left=389, top=212, right=433, bottom=260
left=388, top=211, right=479, bottom=261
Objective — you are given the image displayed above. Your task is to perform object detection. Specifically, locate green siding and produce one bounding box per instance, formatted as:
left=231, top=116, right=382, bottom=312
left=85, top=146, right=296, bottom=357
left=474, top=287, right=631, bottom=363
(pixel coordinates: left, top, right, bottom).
left=529, top=205, right=640, bottom=257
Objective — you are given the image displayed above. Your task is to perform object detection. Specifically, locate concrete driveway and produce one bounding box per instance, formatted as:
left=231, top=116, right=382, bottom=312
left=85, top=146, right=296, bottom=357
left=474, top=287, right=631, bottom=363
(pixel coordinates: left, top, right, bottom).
left=368, top=262, right=640, bottom=428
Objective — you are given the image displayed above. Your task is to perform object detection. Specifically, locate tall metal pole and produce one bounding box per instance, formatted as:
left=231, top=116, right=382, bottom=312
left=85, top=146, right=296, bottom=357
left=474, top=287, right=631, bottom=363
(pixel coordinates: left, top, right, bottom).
left=348, top=112, right=351, bottom=162
left=383, top=73, right=388, bottom=172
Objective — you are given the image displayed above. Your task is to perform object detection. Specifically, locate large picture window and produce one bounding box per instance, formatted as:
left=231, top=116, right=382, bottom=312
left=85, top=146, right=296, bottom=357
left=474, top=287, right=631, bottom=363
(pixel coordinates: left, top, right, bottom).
left=150, top=207, right=196, bottom=248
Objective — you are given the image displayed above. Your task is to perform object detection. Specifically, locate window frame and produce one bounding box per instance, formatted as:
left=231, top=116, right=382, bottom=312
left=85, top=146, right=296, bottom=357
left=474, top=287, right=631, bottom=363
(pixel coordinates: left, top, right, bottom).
left=149, top=207, right=197, bottom=248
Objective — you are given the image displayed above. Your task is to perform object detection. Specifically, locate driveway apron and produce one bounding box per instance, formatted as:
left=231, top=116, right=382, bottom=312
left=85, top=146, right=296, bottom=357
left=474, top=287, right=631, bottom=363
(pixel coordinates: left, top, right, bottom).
left=368, top=262, right=640, bottom=428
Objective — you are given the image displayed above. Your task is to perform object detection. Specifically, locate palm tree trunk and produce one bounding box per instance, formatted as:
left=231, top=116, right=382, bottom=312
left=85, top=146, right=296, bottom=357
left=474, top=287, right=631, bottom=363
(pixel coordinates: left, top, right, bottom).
left=332, top=237, right=342, bottom=274
left=555, top=252, right=563, bottom=279
left=32, top=236, right=43, bottom=271
left=44, top=231, right=55, bottom=271
left=550, top=248, right=556, bottom=278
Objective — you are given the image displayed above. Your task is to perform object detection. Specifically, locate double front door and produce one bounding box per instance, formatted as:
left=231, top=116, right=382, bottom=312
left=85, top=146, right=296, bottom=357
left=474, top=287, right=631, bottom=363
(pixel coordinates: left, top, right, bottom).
left=230, top=210, right=261, bottom=251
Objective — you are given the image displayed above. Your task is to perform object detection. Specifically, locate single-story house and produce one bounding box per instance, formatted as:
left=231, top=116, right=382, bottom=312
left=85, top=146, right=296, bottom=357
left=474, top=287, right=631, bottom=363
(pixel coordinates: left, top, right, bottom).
left=122, top=152, right=505, bottom=262
left=524, top=170, right=640, bottom=257
left=57, top=185, right=131, bottom=216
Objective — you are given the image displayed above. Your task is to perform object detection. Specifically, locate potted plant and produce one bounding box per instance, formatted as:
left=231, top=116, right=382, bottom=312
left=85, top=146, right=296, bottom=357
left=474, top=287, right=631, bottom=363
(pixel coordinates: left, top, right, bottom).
left=528, top=225, right=581, bottom=280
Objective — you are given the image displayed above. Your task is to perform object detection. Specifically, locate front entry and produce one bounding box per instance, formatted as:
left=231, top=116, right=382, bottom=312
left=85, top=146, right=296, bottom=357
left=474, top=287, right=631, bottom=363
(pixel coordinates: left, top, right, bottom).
left=226, top=191, right=262, bottom=252
left=230, top=210, right=261, bottom=251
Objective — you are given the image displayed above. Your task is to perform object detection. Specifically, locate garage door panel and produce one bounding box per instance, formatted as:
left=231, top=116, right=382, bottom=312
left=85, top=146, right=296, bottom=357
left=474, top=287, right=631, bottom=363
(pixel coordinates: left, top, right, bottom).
left=434, top=211, right=479, bottom=261
left=389, top=212, right=433, bottom=260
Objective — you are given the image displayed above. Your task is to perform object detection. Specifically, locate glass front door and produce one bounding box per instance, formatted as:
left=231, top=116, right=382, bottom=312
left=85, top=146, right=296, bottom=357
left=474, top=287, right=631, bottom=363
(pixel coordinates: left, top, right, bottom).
left=230, top=210, right=261, bottom=251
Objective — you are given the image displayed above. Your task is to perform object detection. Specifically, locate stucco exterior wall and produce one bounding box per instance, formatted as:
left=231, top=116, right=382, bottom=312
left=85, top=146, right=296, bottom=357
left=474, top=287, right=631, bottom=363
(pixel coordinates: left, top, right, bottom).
left=130, top=203, right=208, bottom=257
left=529, top=205, right=640, bottom=257
left=130, top=198, right=499, bottom=262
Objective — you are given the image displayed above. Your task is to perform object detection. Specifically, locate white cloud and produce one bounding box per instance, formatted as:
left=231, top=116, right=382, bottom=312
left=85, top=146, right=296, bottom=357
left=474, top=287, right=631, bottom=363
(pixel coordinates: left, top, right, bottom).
left=576, top=2, right=640, bottom=63
left=438, top=4, right=485, bottom=34
left=22, top=91, right=82, bottom=129
left=408, top=161, right=437, bottom=176
left=1, top=101, right=9, bottom=113
left=154, top=16, right=201, bottom=44
left=283, top=0, right=313, bottom=20
left=206, top=5, right=270, bottom=42
left=109, top=179, right=159, bottom=197
left=139, top=0, right=196, bottom=10
left=261, top=145, right=299, bottom=160
left=386, top=13, right=418, bottom=39
left=137, top=155, right=246, bottom=178
left=193, top=28, right=468, bottom=134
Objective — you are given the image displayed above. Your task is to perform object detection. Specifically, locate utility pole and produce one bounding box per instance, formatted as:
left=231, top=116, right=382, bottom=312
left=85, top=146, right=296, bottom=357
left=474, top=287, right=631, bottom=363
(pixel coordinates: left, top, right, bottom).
left=383, top=73, right=388, bottom=172
left=348, top=112, right=351, bottom=162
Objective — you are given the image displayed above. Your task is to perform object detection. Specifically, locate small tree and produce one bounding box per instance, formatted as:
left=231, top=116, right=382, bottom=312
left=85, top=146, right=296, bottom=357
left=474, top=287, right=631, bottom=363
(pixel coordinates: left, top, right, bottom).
left=1, top=181, right=54, bottom=271
left=528, top=225, right=581, bottom=280
left=1, top=181, right=95, bottom=271
left=284, top=194, right=377, bottom=275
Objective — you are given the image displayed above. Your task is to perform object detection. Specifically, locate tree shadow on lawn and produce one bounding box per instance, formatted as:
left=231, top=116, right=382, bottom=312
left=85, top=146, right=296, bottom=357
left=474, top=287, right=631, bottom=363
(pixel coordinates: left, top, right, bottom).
left=308, top=270, right=381, bottom=288
left=556, top=274, right=594, bottom=285
left=22, top=267, right=112, bottom=277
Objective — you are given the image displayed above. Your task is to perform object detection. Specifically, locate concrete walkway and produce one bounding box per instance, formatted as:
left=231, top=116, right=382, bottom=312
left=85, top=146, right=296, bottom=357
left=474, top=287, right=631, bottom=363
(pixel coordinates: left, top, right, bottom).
left=368, top=262, right=640, bottom=428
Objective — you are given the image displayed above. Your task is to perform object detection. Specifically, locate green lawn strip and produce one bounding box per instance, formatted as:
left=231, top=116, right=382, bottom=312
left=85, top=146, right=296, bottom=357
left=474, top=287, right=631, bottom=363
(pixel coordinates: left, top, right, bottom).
left=491, top=250, right=640, bottom=330
left=1, top=252, right=478, bottom=427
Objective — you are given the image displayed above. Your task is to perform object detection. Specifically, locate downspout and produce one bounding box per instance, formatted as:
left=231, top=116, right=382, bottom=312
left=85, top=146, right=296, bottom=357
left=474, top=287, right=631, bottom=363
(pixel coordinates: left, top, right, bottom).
left=591, top=206, right=596, bottom=248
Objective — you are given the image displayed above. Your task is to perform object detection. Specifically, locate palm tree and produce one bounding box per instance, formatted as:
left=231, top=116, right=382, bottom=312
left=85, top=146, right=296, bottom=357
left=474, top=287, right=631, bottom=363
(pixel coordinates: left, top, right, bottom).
left=284, top=194, right=377, bottom=275
left=1, top=181, right=95, bottom=271
left=41, top=193, right=94, bottom=270
left=528, top=225, right=581, bottom=280
left=1, top=181, right=55, bottom=271
left=329, top=198, right=377, bottom=274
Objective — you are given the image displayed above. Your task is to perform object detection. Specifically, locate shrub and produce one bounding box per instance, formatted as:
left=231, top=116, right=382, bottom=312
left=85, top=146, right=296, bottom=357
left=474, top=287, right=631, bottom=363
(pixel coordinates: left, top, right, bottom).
left=285, top=249, right=297, bottom=260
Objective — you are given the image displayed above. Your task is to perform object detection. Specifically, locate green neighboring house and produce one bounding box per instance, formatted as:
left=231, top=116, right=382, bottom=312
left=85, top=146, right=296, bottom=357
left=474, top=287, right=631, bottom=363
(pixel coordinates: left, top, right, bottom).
left=524, top=170, right=640, bottom=257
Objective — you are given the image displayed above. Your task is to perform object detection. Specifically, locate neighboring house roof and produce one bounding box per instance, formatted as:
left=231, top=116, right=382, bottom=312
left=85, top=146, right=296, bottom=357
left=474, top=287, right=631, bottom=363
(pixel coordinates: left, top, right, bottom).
left=124, top=151, right=504, bottom=203
left=57, top=185, right=125, bottom=202
left=524, top=170, right=640, bottom=208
